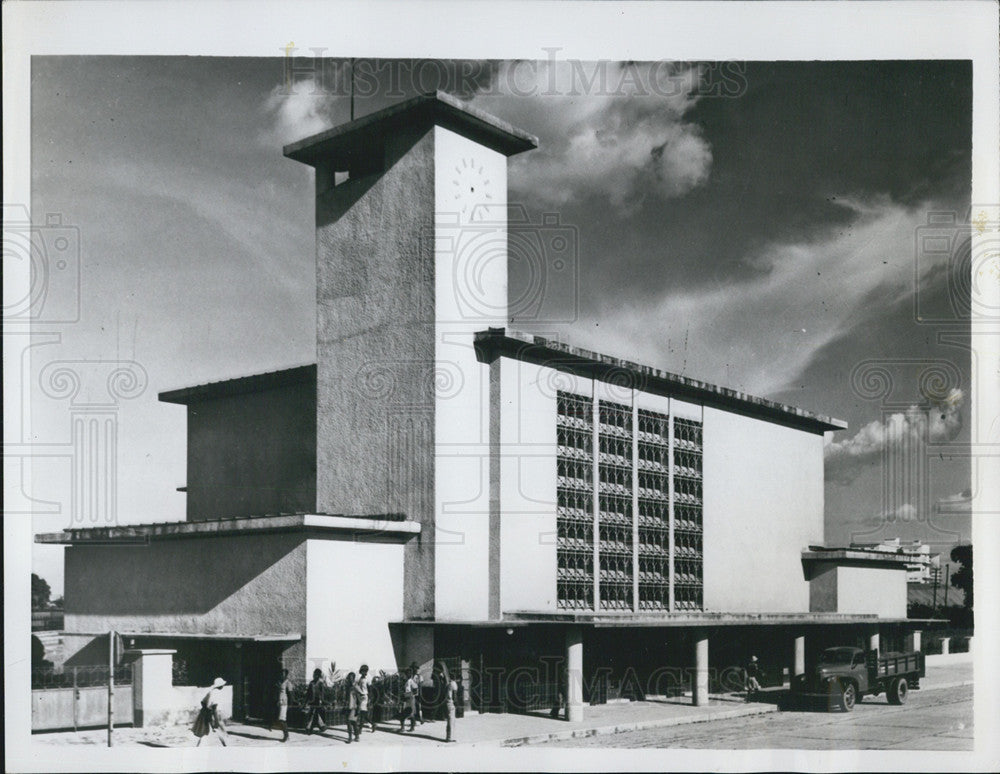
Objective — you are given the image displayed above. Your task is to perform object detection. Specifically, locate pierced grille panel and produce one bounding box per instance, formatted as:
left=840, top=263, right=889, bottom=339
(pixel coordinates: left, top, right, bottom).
left=673, top=417, right=703, bottom=611
left=557, top=392, right=594, bottom=610
left=598, top=400, right=633, bottom=610
left=637, top=408, right=670, bottom=610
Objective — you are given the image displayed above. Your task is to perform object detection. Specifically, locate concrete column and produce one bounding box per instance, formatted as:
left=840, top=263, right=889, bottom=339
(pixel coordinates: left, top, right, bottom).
left=127, top=649, right=176, bottom=727
left=693, top=634, right=709, bottom=707
left=941, top=637, right=950, bottom=655
left=904, top=630, right=922, bottom=652
left=566, top=626, right=584, bottom=722
left=793, top=636, right=806, bottom=678
left=966, top=636, right=974, bottom=653
left=868, top=631, right=880, bottom=654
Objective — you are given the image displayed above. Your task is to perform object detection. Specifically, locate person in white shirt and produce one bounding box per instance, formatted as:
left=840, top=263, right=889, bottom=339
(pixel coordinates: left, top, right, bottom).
left=399, top=666, right=419, bottom=732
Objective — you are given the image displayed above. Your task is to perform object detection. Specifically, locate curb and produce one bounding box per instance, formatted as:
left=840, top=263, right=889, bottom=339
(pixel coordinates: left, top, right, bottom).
left=489, top=704, right=780, bottom=747
left=921, top=680, right=974, bottom=691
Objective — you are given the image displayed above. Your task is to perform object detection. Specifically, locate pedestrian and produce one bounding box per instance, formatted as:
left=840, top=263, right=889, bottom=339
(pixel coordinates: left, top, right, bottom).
left=305, top=668, right=328, bottom=733
left=269, top=668, right=292, bottom=742
left=192, top=677, right=228, bottom=746
left=409, top=662, right=425, bottom=724
left=399, top=666, right=418, bottom=733
left=435, top=661, right=458, bottom=743
left=745, top=655, right=763, bottom=702
left=352, top=665, right=370, bottom=741
left=344, top=672, right=358, bottom=744
left=368, top=670, right=387, bottom=732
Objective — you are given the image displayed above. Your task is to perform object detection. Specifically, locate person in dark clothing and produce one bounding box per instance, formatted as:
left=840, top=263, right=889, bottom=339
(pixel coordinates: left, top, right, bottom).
left=305, top=668, right=328, bottom=733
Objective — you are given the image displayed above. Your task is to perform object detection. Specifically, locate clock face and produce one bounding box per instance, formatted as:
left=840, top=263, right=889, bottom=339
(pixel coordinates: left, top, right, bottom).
left=452, top=157, right=493, bottom=217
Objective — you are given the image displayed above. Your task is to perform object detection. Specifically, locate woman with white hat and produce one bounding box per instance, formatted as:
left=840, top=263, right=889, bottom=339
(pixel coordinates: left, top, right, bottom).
left=192, top=677, right=229, bottom=746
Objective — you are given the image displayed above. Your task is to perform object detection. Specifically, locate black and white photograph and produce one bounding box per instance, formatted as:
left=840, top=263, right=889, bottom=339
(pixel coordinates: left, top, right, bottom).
left=4, top=2, right=999, bottom=772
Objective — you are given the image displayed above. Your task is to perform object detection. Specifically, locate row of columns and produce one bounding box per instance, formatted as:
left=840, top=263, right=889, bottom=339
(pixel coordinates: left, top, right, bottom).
left=563, top=626, right=924, bottom=720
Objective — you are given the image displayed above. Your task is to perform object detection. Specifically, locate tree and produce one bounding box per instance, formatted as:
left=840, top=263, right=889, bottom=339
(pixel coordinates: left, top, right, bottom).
left=31, top=573, right=51, bottom=610
left=950, top=544, right=972, bottom=611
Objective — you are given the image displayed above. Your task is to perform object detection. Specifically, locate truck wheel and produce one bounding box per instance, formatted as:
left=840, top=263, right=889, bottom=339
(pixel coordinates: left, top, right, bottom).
left=837, top=681, right=856, bottom=712
left=888, top=677, right=908, bottom=705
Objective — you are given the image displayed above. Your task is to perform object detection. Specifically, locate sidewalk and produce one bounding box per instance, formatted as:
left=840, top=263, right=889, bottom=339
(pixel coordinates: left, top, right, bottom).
left=32, top=662, right=972, bottom=749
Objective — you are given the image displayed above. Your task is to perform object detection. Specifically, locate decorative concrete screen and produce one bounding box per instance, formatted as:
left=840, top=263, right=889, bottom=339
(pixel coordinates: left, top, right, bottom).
left=636, top=408, right=671, bottom=611
left=555, top=391, right=704, bottom=613
left=598, top=399, right=635, bottom=610
left=673, top=417, right=704, bottom=611
left=556, top=391, right=595, bottom=610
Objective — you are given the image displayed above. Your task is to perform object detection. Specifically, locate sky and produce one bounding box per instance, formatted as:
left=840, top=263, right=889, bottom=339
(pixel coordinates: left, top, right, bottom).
left=24, top=57, right=973, bottom=595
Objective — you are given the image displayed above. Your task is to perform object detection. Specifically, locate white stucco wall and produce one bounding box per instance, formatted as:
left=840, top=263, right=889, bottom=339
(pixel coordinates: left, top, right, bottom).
left=305, top=539, right=405, bottom=677
left=835, top=565, right=907, bottom=617
left=702, top=407, right=825, bottom=613
left=496, top=360, right=588, bottom=613
left=433, top=125, right=507, bottom=620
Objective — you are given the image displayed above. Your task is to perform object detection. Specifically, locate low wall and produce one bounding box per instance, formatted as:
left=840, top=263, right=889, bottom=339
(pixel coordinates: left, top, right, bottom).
left=925, top=651, right=973, bottom=666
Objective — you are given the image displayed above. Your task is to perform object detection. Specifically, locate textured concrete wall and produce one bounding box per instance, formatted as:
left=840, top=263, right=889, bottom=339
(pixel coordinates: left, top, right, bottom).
left=314, top=124, right=437, bottom=620
left=186, top=381, right=316, bottom=520
left=702, top=407, right=824, bottom=613
left=63, top=534, right=307, bottom=644
left=836, top=565, right=907, bottom=617
left=496, top=358, right=566, bottom=614
left=305, top=539, right=404, bottom=675
left=808, top=562, right=839, bottom=612
left=433, top=126, right=508, bottom=621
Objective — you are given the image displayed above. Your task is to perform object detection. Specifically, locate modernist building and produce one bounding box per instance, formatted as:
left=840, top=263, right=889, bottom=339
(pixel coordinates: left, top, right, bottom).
left=38, top=92, right=923, bottom=722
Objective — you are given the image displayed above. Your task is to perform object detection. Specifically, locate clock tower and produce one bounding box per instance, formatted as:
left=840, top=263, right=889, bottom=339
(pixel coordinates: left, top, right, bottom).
left=284, top=92, right=537, bottom=620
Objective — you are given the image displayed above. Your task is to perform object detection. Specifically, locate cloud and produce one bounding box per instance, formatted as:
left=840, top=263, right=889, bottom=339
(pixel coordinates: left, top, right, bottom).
left=471, top=61, right=713, bottom=212
left=554, top=195, right=932, bottom=397
left=260, top=77, right=340, bottom=146
left=825, top=388, right=964, bottom=485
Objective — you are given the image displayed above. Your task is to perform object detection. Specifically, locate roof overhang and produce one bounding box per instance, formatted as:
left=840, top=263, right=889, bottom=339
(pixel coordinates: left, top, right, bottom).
left=395, top=612, right=921, bottom=628
left=283, top=91, right=538, bottom=168
left=35, top=513, right=421, bottom=546
left=474, top=328, right=847, bottom=435
left=802, top=548, right=914, bottom=568
left=78, top=632, right=303, bottom=642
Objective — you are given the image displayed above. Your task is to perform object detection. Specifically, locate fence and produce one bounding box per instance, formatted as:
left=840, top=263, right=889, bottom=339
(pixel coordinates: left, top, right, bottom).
left=31, top=610, right=64, bottom=632
left=922, top=628, right=973, bottom=655
left=31, top=665, right=134, bottom=731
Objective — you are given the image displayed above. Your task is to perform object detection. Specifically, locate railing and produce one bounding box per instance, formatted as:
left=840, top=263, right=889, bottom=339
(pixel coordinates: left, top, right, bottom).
left=31, top=610, right=64, bottom=631
left=32, top=664, right=133, bottom=689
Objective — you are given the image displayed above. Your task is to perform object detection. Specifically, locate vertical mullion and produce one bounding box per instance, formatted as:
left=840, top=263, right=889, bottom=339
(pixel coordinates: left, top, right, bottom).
left=668, top=399, right=676, bottom=613
left=632, top=397, right=639, bottom=613
left=592, top=388, right=601, bottom=613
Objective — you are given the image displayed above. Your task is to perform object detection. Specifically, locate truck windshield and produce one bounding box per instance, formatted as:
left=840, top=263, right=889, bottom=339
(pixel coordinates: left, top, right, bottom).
left=820, top=649, right=856, bottom=664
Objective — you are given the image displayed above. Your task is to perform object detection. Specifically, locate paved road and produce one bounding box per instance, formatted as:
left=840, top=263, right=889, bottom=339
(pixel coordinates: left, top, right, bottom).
left=542, top=685, right=973, bottom=750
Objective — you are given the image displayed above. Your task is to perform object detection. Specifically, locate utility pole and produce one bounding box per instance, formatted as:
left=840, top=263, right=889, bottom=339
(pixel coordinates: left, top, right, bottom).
left=932, top=566, right=939, bottom=611
left=943, top=563, right=950, bottom=608
left=107, top=629, right=115, bottom=747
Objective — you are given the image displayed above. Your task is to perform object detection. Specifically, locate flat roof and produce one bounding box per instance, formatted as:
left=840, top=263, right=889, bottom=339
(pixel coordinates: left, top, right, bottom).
left=802, top=547, right=914, bottom=566
left=35, top=513, right=420, bottom=545
left=398, top=612, right=921, bottom=628
left=284, top=91, right=538, bottom=167
left=158, top=364, right=315, bottom=405
left=474, top=328, right=847, bottom=435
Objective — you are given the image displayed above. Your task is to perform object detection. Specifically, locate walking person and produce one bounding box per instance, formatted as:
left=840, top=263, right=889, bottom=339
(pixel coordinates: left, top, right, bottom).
left=435, top=661, right=458, bottom=743
left=399, top=666, right=418, bottom=733
left=269, top=669, right=292, bottom=742
left=305, top=668, right=328, bottom=734
left=409, top=662, right=425, bottom=724
left=745, top=655, right=763, bottom=702
left=344, top=672, right=358, bottom=744
left=192, top=677, right=229, bottom=747
left=352, top=664, right=370, bottom=740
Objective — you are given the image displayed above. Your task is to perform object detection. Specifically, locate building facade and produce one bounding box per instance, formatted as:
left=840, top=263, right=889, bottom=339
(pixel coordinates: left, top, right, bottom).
left=38, top=92, right=924, bottom=722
